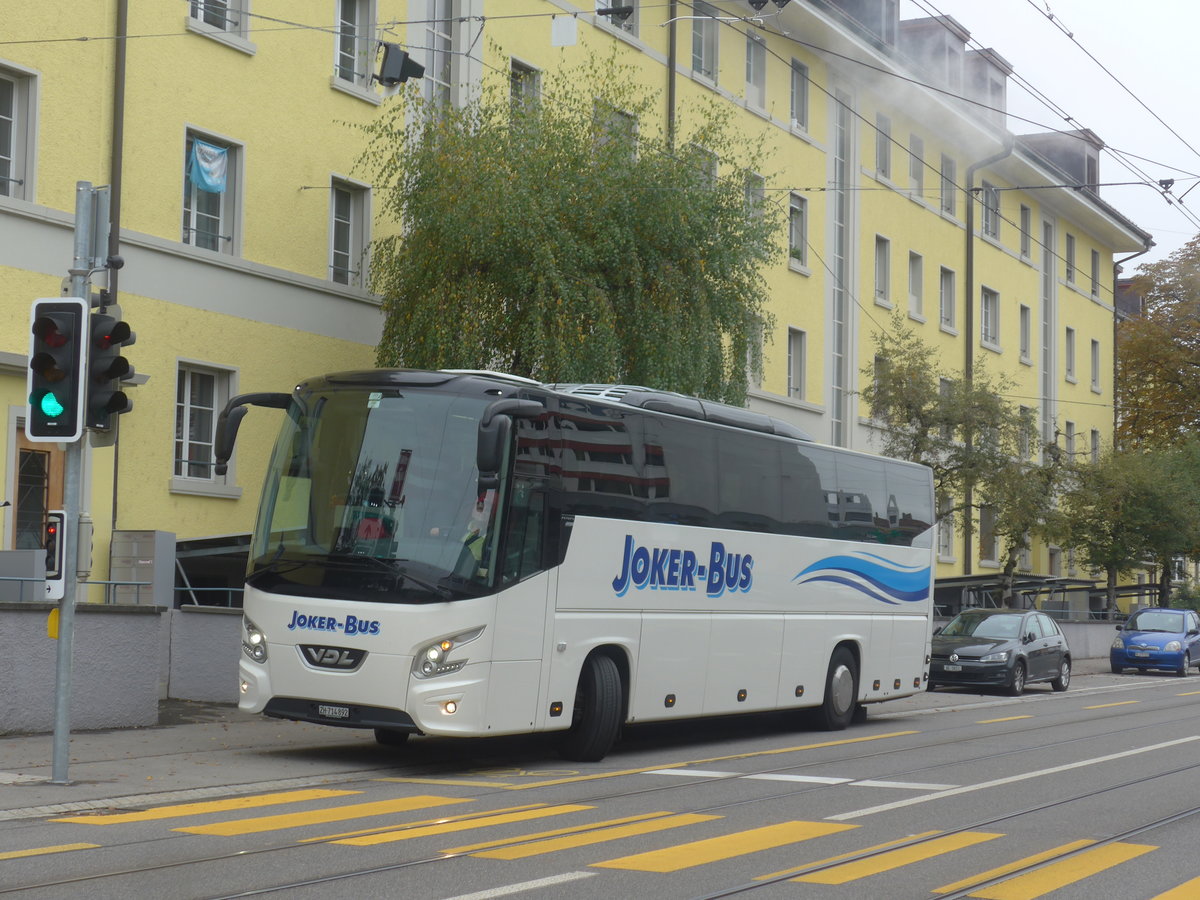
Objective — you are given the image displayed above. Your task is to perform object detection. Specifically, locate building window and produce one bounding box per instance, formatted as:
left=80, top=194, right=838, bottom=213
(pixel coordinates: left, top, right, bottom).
left=871, top=355, right=888, bottom=418
left=1091, top=429, right=1101, bottom=463
left=1019, top=204, right=1032, bottom=258
left=787, top=327, right=805, bottom=399
left=1090, top=339, right=1101, bottom=391
left=979, top=505, right=998, bottom=563
left=595, top=102, right=638, bottom=154
left=1065, top=233, right=1076, bottom=283
left=1064, top=421, right=1076, bottom=457
left=1065, top=327, right=1076, bottom=381
left=692, top=2, right=719, bottom=82
left=875, top=114, right=891, bottom=179
left=182, top=132, right=238, bottom=254
left=747, top=316, right=764, bottom=389
left=1091, top=249, right=1101, bottom=298
left=189, top=0, right=245, bottom=33
left=874, top=236, right=890, bottom=306
left=789, top=60, right=808, bottom=129
left=745, top=32, right=766, bottom=109
left=908, top=252, right=923, bottom=318
left=511, top=59, right=540, bottom=108
left=600, top=0, right=637, bottom=35
left=940, top=154, right=956, bottom=215
left=1019, top=304, right=1031, bottom=362
left=981, top=287, right=999, bottom=347
left=788, top=193, right=807, bottom=267
left=0, top=66, right=34, bottom=201
left=1019, top=406, right=1033, bottom=459
left=424, top=0, right=454, bottom=107
left=175, top=365, right=231, bottom=481
left=938, top=378, right=953, bottom=440
left=330, top=179, right=368, bottom=287
left=981, top=181, right=1000, bottom=238
left=335, top=0, right=374, bottom=87
left=909, top=135, right=924, bottom=195
left=939, top=266, right=955, bottom=328
left=937, top=495, right=955, bottom=560
left=745, top=172, right=765, bottom=219
left=692, top=144, right=718, bottom=188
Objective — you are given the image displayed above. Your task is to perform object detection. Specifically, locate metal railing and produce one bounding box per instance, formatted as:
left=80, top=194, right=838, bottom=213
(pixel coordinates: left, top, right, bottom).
left=0, top=575, right=152, bottom=604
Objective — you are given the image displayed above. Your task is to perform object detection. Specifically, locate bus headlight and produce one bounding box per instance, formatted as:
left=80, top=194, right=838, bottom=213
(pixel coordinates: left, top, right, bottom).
left=413, top=627, right=484, bottom=679
left=242, top=616, right=268, bottom=663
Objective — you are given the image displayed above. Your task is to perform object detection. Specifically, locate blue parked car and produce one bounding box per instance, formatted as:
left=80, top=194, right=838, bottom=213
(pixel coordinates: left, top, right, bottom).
left=1110, top=608, right=1200, bottom=676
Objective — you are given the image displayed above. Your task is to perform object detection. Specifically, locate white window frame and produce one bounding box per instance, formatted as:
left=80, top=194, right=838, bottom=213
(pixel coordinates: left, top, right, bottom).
left=788, top=192, right=807, bottom=268
left=981, top=181, right=1000, bottom=239
left=330, top=177, right=370, bottom=288
left=172, top=361, right=241, bottom=498
left=182, top=130, right=241, bottom=255
left=692, top=2, right=719, bottom=83
left=1091, top=429, right=1101, bottom=463
left=789, top=59, right=808, bottom=130
left=937, top=495, right=955, bottom=560
left=334, top=0, right=375, bottom=89
left=908, top=252, right=923, bottom=319
left=598, top=0, right=638, bottom=36
left=939, top=266, right=956, bottom=330
left=1091, top=248, right=1101, bottom=298
left=979, top=505, right=999, bottom=565
left=909, top=134, right=923, bottom=196
left=187, top=0, right=255, bottom=53
left=423, top=0, right=455, bottom=107
left=1065, top=233, right=1076, bottom=284
left=1090, top=338, right=1101, bottom=392
left=745, top=171, right=765, bottom=220
left=1019, top=204, right=1032, bottom=258
left=787, top=327, right=805, bottom=400
left=511, top=58, right=541, bottom=108
left=981, top=286, right=999, bottom=348
left=745, top=32, right=766, bottom=110
left=876, top=114, right=891, bottom=180
left=1064, top=421, right=1076, bottom=457
left=0, top=63, right=35, bottom=201
left=940, top=154, right=956, bottom=215
left=1065, top=326, right=1076, bottom=381
left=1019, top=303, right=1032, bottom=363
left=1019, top=406, right=1033, bottom=459
left=874, top=235, right=890, bottom=306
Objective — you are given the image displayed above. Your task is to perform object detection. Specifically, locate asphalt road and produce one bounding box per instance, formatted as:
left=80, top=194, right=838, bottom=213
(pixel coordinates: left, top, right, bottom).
left=2, top=665, right=1199, bottom=899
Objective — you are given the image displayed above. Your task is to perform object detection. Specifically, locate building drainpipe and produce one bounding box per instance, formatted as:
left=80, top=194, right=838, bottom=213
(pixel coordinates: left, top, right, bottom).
left=108, top=0, right=128, bottom=534
left=1111, top=246, right=1152, bottom=447
left=961, top=136, right=1014, bottom=576
left=666, top=1, right=678, bottom=150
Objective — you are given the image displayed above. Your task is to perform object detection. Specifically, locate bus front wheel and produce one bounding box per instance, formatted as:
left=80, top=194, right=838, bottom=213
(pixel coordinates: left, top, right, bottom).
left=817, top=647, right=858, bottom=731
left=560, top=654, right=623, bottom=762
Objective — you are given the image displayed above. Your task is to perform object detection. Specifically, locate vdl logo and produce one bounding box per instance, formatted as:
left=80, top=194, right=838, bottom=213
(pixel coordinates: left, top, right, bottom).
left=611, top=535, right=753, bottom=599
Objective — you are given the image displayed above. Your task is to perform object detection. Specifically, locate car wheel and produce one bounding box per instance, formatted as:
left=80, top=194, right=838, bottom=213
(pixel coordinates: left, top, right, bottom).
left=1179, top=651, right=1191, bottom=678
left=1006, top=660, right=1026, bottom=696
left=1110, top=663, right=1123, bottom=674
left=1051, top=658, right=1071, bottom=692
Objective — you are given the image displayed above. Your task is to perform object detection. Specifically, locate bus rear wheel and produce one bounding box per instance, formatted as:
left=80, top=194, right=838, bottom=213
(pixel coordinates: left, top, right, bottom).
left=560, top=654, right=623, bottom=762
left=816, top=647, right=858, bottom=731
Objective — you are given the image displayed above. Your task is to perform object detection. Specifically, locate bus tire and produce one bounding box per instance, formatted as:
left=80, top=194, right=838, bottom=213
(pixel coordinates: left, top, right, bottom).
left=559, top=654, right=622, bottom=762
left=817, top=647, right=858, bottom=731
left=373, top=728, right=409, bottom=748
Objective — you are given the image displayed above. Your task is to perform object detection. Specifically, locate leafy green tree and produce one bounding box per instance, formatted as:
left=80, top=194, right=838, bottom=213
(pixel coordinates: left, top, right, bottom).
left=360, top=54, right=782, bottom=404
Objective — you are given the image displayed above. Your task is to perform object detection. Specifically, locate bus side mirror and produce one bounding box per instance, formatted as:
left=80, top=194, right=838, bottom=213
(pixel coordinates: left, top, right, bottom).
left=215, top=391, right=291, bottom=475
left=476, top=397, right=544, bottom=488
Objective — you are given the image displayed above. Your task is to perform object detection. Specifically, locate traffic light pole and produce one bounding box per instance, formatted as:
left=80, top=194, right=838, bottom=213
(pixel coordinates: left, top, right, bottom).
left=50, top=183, right=94, bottom=785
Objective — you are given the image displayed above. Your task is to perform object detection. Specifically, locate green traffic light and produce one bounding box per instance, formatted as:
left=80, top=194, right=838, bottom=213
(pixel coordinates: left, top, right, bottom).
left=39, top=391, right=65, bottom=418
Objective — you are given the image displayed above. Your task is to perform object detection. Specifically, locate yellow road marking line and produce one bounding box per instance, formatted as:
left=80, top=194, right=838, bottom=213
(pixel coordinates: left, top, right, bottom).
left=335, top=805, right=594, bottom=846
left=1083, top=701, right=1139, bottom=709
left=1152, top=874, right=1200, bottom=898
left=469, top=813, right=721, bottom=860
left=967, top=842, right=1155, bottom=899
left=756, top=831, right=928, bottom=880
left=934, top=840, right=1096, bottom=892
left=977, top=716, right=1033, bottom=724
left=299, top=804, right=544, bottom=843
left=0, top=843, right=99, bottom=860
left=446, top=812, right=666, bottom=852
left=379, top=731, right=920, bottom=791
left=371, top=778, right=517, bottom=788
left=174, top=795, right=467, bottom=836
left=52, top=789, right=360, bottom=825
left=1177, top=691, right=1200, bottom=696
left=594, top=820, right=855, bottom=873
left=794, top=831, right=1002, bottom=884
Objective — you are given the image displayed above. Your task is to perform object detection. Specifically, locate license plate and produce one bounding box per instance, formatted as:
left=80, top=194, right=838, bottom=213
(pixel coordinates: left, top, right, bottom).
left=317, top=704, right=350, bottom=719
left=1133, top=652, right=1150, bottom=658
left=943, top=664, right=962, bottom=672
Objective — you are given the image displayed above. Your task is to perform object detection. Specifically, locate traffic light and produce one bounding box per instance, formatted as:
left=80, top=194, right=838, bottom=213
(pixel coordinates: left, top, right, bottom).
left=44, top=510, right=65, bottom=601
left=85, top=310, right=135, bottom=430
left=26, top=298, right=88, bottom=443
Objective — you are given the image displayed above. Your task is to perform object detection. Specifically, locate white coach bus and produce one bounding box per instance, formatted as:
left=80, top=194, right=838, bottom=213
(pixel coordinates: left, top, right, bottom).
left=216, top=369, right=935, bottom=761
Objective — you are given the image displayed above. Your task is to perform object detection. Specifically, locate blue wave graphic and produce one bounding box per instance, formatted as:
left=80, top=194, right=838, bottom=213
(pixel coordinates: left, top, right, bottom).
left=792, top=552, right=931, bottom=605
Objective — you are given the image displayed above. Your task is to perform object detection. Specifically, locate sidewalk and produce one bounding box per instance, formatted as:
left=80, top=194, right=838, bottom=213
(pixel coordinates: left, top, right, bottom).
left=0, top=658, right=1121, bottom=821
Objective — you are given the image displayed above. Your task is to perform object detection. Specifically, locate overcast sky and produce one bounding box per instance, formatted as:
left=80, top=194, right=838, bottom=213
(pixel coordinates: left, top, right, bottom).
left=899, top=0, right=1200, bottom=268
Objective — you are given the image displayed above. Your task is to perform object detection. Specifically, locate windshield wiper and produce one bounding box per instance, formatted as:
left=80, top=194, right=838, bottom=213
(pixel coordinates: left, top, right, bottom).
left=325, top=553, right=454, bottom=600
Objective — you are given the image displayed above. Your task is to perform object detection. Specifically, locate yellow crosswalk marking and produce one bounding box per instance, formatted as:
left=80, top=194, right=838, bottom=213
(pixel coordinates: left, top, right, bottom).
left=334, top=805, right=594, bottom=846
left=174, top=795, right=468, bottom=836
left=1152, top=875, right=1200, bottom=898
left=794, top=831, right=1002, bottom=884
left=446, top=812, right=669, bottom=853
left=52, top=789, right=360, bottom=825
left=594, top=820, right=855, bottom=873
left=757, top=831, right=937, bottom=880
left=468, top=813, right=721, bottom=860
left=0, top=843, right=98, bottom=860
left=935, top=840, right=1096, bottom=893
left=965, top=842, right=1156, bottom=899
left=300, top=805, right=547, bottom=843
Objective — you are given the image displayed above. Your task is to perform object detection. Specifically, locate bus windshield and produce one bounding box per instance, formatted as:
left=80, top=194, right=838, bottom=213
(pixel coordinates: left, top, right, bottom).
left=247, top=387, right=501, bottom=603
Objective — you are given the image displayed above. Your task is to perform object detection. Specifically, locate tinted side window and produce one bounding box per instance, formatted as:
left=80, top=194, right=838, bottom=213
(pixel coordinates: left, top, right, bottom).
left=718, top=431, right=782, bottom=533
left=1036, top=613, right=1059, bottom=637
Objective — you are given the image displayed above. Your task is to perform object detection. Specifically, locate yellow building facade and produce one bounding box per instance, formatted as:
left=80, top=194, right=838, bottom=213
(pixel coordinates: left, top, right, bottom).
left=1, top=1, right=1151, bottom=606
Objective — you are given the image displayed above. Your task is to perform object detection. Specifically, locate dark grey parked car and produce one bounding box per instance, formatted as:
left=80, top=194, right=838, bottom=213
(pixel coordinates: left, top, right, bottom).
left=929, top=608, right=1071, bottom=695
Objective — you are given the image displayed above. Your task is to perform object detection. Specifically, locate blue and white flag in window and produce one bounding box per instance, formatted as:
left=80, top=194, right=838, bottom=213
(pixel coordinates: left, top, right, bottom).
left=188, top=140, right=227, bottom=193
